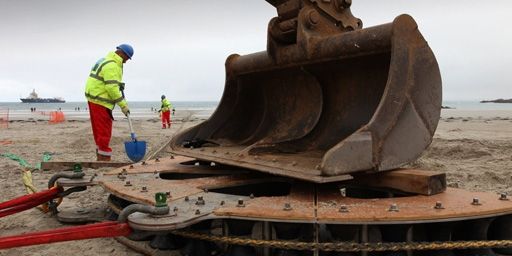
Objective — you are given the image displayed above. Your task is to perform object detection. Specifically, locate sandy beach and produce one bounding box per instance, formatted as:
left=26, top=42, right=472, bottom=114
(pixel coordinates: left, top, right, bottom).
left=0, top=108, right=511, bottom=255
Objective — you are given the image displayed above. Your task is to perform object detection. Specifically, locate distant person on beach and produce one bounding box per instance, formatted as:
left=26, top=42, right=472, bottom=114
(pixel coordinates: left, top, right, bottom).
left=172, top=108, right=175, bottom=116
left=85, top=44, right=133, bottom=161
left=159, top=95, right=172, bottom=129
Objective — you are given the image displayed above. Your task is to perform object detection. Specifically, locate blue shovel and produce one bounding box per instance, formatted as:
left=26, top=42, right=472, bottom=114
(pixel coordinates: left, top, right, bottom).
left=124, top=114, right=146, bottom=162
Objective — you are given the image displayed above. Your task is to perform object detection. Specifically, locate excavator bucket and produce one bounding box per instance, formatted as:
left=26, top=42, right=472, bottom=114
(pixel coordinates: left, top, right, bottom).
left=170, top=0, right=442, bottom=183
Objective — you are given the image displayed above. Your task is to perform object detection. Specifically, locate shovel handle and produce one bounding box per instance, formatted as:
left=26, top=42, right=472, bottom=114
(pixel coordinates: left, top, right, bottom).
left=127, top=114, right=137, bottom=141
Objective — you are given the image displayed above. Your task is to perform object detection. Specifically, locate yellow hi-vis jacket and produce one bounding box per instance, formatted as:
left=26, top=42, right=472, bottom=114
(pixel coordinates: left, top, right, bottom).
left=161, top=98, right=172, bottom=112
left=85, top=52, right=128, bottom=110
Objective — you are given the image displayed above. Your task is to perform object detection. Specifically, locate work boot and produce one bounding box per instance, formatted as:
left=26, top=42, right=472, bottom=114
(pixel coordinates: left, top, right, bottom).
left=96, top=153, right=111, bottom=162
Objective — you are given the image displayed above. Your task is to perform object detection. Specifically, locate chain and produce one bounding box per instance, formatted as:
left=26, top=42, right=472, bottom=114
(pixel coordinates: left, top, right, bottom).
left=171, top=230, right=512, bottom=252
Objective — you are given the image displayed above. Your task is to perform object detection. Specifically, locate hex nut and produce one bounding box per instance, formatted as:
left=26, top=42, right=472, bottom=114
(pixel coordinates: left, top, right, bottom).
left=472, top=198, right=482, bottom=205
left=388, top=203, right=399, bottom=212
left=196, top=196, right=205, bottom=206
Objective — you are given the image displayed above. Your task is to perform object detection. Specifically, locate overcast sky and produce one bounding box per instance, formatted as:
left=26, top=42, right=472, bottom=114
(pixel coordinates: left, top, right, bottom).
left=0, top=0, right=510, bottom=102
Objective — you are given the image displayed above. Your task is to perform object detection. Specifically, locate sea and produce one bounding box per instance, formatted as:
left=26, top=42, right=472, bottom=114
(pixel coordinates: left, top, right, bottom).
left=0, top=101, right=218, bottom=120
left=0, top=100, right=511, bottom=120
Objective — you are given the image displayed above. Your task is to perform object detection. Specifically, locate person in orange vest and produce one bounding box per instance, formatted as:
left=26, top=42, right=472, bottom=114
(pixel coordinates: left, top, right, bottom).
left=84, top=44, right=133, bottom=161
left=159, top=95, right=172, bottom=129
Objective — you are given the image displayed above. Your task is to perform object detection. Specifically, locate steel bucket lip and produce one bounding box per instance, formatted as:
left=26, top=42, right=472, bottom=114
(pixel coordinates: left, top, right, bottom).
left=124, top=141, right=147, bottom=162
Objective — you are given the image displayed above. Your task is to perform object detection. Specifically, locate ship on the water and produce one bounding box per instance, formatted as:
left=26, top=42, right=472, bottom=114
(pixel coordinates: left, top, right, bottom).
left=20, top=89, right=65, bottom=103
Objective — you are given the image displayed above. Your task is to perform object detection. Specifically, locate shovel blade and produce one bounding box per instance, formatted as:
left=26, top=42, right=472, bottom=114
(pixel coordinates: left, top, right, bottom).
left=124, top=140, right=147, bottom=162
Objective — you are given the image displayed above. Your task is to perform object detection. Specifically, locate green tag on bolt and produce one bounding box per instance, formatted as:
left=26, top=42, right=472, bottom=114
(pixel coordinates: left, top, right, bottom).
left=73, top=163, right=83, bottom=173
left=155, top=192, right=167, bottom=207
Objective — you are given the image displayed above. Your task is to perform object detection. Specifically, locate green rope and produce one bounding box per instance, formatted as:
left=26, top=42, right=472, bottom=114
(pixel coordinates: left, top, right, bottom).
left=1, top=152, right=52, bottom=170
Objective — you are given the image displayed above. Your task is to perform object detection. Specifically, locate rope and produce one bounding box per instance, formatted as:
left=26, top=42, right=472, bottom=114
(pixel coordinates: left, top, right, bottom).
left=170, top=229, right=512, bottom=252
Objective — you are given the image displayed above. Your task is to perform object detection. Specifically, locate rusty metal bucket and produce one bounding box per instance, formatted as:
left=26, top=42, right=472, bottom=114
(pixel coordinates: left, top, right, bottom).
left=170, top=0, right=442, bottom=182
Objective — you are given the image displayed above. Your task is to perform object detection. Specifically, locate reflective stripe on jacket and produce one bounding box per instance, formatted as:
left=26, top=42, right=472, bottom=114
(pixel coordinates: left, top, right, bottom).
left=161, top=98, right=172, bottom=112
left=85, top=52, right=128, bottom=110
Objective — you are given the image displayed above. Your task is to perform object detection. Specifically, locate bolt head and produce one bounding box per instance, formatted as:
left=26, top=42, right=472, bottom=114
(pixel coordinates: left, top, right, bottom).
left=283, top=203, right=292, bottom=211
left=434, top=201, right=444, bottom=209
left=195, top=209, right=200, bottom=215
left=184, top=196, right=189, bottom=202
left=237, top=199, right=245, bottom=207
left=388, top=203, right=399, bottom=212
left=472, top=198, right=482, bottom=205
left=500, top=193, right=509, bottom=201
left=307, top=10, right=320, bottom=26
left=339, top=204, right=349, bottom=213
left=196, top=196, right=205, bottom=205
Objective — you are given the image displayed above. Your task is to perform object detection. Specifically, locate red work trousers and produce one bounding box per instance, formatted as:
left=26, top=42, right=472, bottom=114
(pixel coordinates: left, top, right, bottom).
left=161, top=110, right=171, bottom=128
left=88, top=102, right=113, bottom=156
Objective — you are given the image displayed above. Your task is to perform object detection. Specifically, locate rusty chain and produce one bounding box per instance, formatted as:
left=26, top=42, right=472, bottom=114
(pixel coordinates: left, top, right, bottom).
left=170, top=229, right=512, bottom=252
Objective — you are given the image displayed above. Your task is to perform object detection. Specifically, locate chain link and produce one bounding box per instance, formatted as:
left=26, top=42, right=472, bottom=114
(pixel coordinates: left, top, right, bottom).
left=171, top=230, right=512, bottom=252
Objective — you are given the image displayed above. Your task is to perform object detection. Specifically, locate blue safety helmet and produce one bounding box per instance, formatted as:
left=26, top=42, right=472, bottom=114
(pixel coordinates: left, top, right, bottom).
left=116, top=44, right=134, bottom=59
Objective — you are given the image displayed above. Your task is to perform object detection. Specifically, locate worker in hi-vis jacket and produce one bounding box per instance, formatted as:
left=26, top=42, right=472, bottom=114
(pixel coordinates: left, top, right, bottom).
left=85, top=44, right=133, bottom=161
left=159, top=95, right=172, bottom=129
